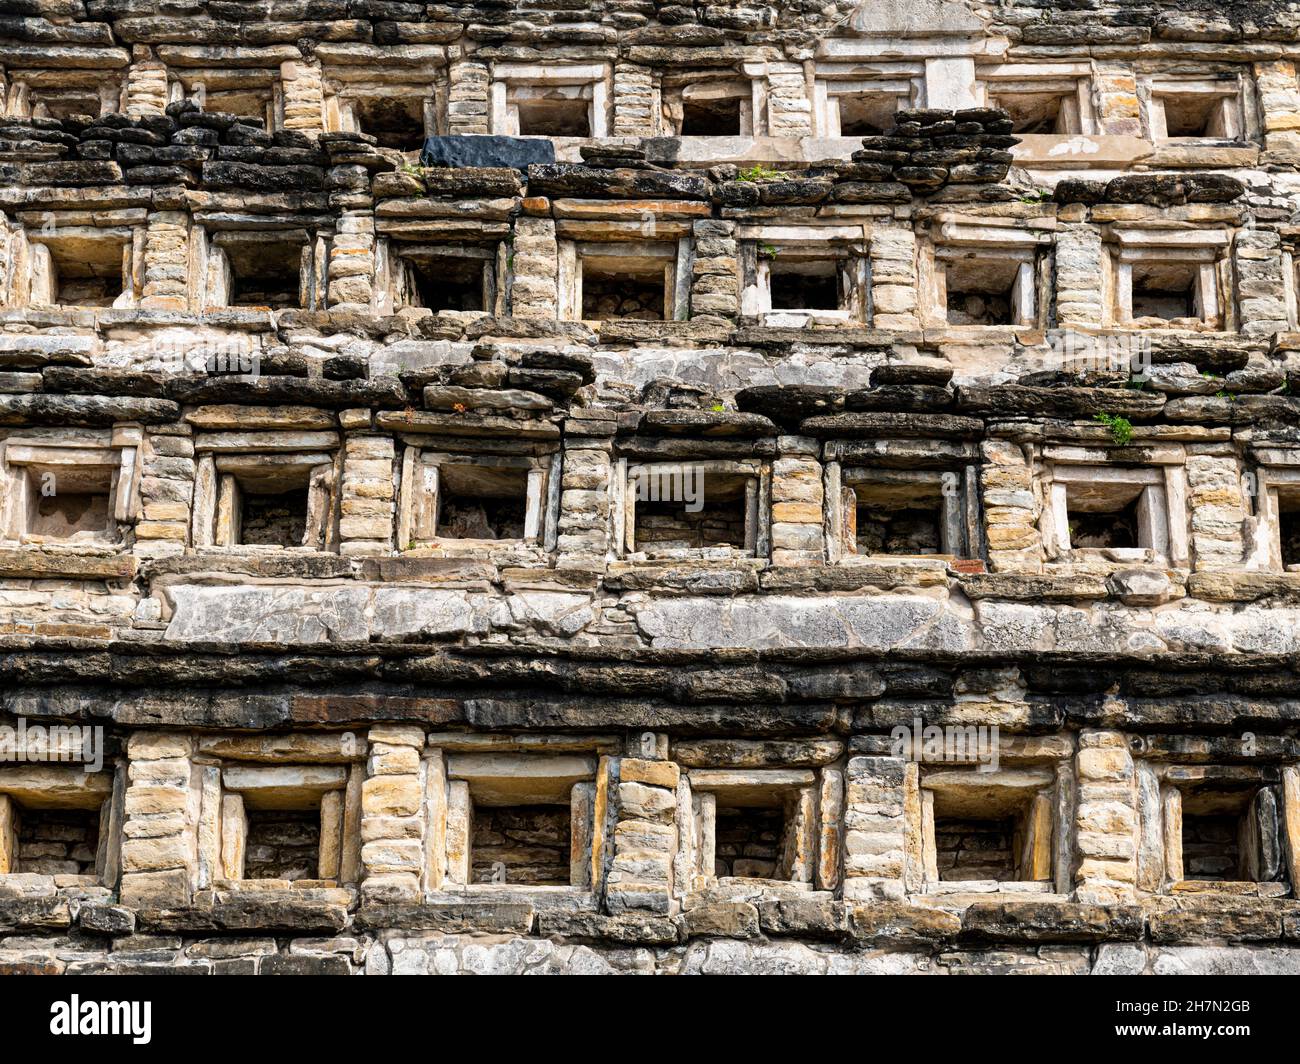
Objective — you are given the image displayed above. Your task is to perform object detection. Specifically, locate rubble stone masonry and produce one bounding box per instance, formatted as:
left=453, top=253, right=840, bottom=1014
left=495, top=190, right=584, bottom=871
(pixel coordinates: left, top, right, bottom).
left=3, top=0, right=1300, bottom=976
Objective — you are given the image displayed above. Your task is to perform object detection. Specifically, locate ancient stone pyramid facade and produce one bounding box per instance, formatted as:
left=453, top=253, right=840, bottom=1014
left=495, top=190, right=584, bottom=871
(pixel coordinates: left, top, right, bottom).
left=0, top=0, right=1299, bottom=975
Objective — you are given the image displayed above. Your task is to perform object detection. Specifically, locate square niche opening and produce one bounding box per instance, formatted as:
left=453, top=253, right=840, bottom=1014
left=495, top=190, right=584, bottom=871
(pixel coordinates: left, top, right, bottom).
left=27, top=86, right=108, bottom=120
left=1278, top=489, right=1300, bottom=569
left=931, top=786, right=1036, bottom=883
left=1158, top=93, right=1233, bottom=138
left=1067, top=481, right=1142, bottom=549
left=242, top=798, right=322, bottom=882
left=516, top=93, right=590, bottom=137
left=634, top=468, right=753, bottom=552
left=14, top=804, right=101, bottom=876
left=349, top=94, right=426, bottom=150
left=217, top=463, right=325, bottom=546
left=837, top=93, right=898, bottom=136
left=400, top=250, right=489, bottom=312
left=1131, top=260, right=1197, bottom=321
left=451, top=759, right=594, bottom=890
left=220, top=234, right=306, bottom=309
left=944, top=256, right=1020, bottom=326
left=204, top=88, right=272, bottom=130
left=470, top=804, right=572, bottom=887
left=238, top=484, right=309, bottom=548
left=45, top=236, right=127, bottom=308
left=21, top=463, right=115, bottom=542
left=714, top=800, right=787, bottom=879
left=769, top=258, right=841, bottom=312
left=581, top=254, right=668, bottom=321
left=1178, top=783, right=1275, bottom=883
left=436, top=462, right=528, bottom=541
left=682, top=96, right=742, bottom=135
left=990, top=91, right=1072, bottom=134
left=851, top=478, right=944, bottom=556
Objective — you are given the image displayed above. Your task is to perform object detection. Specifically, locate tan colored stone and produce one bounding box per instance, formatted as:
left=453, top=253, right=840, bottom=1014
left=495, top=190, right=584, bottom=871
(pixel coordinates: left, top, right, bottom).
left=361, top=775, right=422, bottom=818
left=619, top=758, right=679, bottom=789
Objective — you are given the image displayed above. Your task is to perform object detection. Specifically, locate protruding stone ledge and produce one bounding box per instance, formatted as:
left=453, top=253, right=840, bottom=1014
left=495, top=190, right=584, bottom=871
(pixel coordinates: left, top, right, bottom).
left=959, top=572, right=1111, bottom=601
left=79, top=903, right=136, bottom=935
left=135, top=895, right=351, bottom=934
left=0, top=549, right=136, bottom=582
left=846, top=901, right=962, bottom=945
left=959, top=900, right=1144, bottom=943
left=594, top=318, right=736, bottom=346
left=677, top=901, right=762, bottom=939
left=537, top=911, right=679, bottom=944
left=800, top=412, right=983, bottom=440
left=756, top=898, right=850, bottom=941
left=1188, top=570, right=1300, bottom=603
left=0, top=896, right=73, bottom=932
left=353, top=901, right=535, bottom=934
left=1147, top=896, right=1299, bottom=945
left=0, top=394, right=180, bottom=426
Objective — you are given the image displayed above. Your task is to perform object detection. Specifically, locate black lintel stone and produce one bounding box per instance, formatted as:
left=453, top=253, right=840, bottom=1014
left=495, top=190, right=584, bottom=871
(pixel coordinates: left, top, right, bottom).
left=421, top=134, right=555, bottom=172
left=846, top=383, right=954, bottom=412
left=954, top=384, right=1167, bottom=420
left=735, top=385, right=846, bottom=425
left=637, top=408, right=776, bottom=438
left=870, top=363, right=955, bottom=387
left=800, top=411, right=983, bottom=440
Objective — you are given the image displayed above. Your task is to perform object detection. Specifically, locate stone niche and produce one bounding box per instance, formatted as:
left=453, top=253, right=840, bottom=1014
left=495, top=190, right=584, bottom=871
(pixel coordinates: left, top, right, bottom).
left=1141, top=74, right=1248, bottom=141
left=813, top=61, right=921, bottom=137
left=207, top=760, right=360, bottom=888
left=324, top=72, right=441, bottom=149
left=438, top=752, right=598, bottom=891
left=1, top=69, right=123, bottom=120
left=1044, top=459, right=1188, bottom=567
left=560, top=240, right=686, bottom=323
left=663, top=73, right=756, bottom=136
left=738, top=225, right=869, bottom=325
left=1141, top=764, right=1296, bottom=895
left=192, top=453, right=337, bottom=552
left=397, top=445, right=559, bottom=556
left=22, top=225, right=140, bottom=310
left=918, top=766, right=1059, bottom=893
left=490, top=63, right=609, bottom=138
left=1106, top=226, right=1232, bottom=330
left=388, top=243, right=500, bottom=315
left=824, top=440, right=982, bottom=564
left=977, top=61, right=1096, bottom=134
left=677, top=764, right=841, bottom=892
left=922, top=216, right=1047, bottom=329
left=619, top=459, right=770, bottom=561
left=203, top=228, right=322, bottom=311
left=171, top=70, right=279, bottom=132
left=839, top=469, right=967, bottom=558
left=1245, top=448, right=1300, bottom=571
left=0, top=763, right=120, bottom=886
left=0, top=428, right=141, bottom=546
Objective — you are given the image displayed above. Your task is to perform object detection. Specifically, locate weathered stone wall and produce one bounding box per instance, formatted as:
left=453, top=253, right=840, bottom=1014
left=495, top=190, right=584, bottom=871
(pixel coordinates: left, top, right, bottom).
left=3, top=0, right=1300, bottom=975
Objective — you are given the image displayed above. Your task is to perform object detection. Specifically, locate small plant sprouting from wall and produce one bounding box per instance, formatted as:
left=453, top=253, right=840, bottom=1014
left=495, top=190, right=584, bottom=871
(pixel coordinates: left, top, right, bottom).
left=1094, top=411, right=1134, bottom=446
left=737, top=164, right=790, bottom=182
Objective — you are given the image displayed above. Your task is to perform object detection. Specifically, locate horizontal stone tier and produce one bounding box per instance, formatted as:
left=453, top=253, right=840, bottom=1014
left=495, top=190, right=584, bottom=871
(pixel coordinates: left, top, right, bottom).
left=0, top=721, right=1297, bottom=973
left=3, top=892, right=1300, bottom=975
left=4, top=644, right=1300, bottom=727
